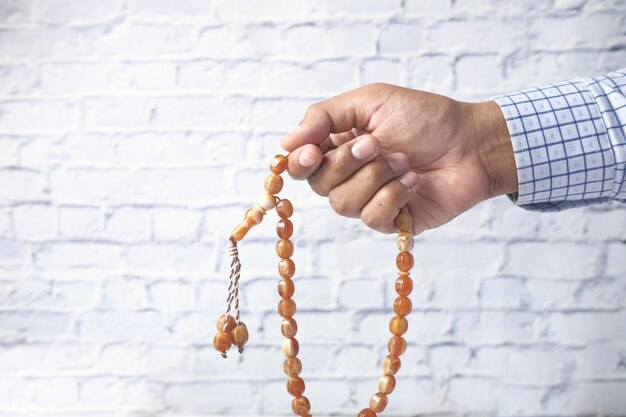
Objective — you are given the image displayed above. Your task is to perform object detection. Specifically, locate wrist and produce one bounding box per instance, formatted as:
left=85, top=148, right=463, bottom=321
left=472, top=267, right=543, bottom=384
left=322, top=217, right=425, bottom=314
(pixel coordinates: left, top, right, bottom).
left=470, top=101, right=518, bottom=198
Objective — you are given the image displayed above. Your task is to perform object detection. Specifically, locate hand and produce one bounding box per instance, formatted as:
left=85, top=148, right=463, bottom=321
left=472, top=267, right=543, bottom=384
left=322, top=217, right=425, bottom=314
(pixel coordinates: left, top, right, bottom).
left=281, top=83, right=517, bottom=235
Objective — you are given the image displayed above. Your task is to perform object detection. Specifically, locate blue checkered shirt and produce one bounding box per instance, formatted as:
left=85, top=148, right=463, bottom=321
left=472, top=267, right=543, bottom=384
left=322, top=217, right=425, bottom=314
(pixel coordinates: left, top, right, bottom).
left=492, top=69, right=626, bottom=212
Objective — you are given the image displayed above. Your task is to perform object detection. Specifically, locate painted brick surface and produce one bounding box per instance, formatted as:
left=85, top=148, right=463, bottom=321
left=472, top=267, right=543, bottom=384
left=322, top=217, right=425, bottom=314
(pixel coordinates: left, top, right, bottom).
left=0, top=0, right=625, bottom=416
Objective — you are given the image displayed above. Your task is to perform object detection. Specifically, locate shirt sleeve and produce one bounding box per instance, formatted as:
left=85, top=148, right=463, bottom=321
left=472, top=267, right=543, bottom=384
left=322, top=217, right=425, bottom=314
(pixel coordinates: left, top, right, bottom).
left=491, top=69, right=626, bottom=212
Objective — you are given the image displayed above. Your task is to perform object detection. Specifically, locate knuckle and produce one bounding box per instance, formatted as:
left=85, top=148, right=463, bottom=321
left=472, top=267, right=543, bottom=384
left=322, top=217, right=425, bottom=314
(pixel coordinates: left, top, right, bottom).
left=328, top=191, right=354, bottom=216
left=308, top=178, right=329, bottom=197
left=361, top=208, right=384, bottom=230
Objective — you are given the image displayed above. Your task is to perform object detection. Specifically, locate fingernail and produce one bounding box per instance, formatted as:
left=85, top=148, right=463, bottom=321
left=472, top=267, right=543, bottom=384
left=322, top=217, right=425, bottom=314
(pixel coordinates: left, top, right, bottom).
left=298, top=148, right=317, bottom=167
left=351, top=136, right=377, bottom=160
left=399, top=172, right=419, bottom=190
left=386, top=154, right=408, bottom=173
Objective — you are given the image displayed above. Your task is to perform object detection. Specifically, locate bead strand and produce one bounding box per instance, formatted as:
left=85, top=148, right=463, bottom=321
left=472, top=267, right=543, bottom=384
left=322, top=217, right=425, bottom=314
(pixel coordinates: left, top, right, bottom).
left=358, top=208, right=414, bottom=417
left=275, top=198, right=312, bottom=417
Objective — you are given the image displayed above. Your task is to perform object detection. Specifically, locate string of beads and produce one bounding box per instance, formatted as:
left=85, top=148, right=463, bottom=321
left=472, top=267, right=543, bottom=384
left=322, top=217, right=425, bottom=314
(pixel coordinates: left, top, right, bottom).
left=213, top=154, right=414, bottom=417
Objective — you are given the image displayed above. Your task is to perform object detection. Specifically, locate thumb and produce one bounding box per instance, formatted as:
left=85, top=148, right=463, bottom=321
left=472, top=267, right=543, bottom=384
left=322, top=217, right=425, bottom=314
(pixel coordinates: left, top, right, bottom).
left=281, top=85, right=383, bottom=152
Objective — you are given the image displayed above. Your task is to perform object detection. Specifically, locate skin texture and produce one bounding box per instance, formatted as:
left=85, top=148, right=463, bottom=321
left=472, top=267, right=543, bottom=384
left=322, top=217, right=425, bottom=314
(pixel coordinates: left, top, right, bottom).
left=281, top=83, right=517, bottom=235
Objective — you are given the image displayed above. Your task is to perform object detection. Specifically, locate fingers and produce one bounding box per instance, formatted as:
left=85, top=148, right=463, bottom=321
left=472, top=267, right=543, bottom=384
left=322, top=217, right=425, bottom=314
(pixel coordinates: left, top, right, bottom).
left=328, top=153, right=409, bottom=218
left=307, top=134, right=380, bottom=196
left=360, top=172, right=420, bottom=234
left=287, top=144, right=323, bottom=180
left=281, top=86, right=384, bottom=152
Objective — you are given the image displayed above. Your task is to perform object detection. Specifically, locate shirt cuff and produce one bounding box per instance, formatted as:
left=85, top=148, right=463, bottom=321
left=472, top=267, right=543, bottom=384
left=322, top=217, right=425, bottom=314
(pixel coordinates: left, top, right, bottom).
left=492, top=78, right=615, bottom=212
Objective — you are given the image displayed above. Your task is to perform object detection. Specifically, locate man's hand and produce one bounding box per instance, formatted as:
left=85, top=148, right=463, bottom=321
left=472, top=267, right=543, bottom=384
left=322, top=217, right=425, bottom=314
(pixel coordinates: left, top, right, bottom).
left=281, top=83, right=517, bottom=235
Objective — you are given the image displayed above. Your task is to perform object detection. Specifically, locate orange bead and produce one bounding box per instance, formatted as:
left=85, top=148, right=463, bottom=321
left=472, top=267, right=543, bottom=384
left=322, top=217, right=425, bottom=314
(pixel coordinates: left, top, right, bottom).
left=395, top=274, right=413, bottom=296
left=277, top=199, right=294, bottom=218
left=231, top=322, right=249, bottom=349
left=382, top=355, right=401, bottom=375
left=369, top=392, right=388, bottom=413
left=264, top=173, right=284, bottom=194
left=213, top=331, right=232, bottom=353
left=378, top=374, right=396, bottom=394
left=397, top=232, right=414, bottom=252
left=245, top=206, right=265, bottom=225
left=277, top=219, right=294, bottom=238
left=279, top=258, right=296, bottom=278
left=270, top=154, right=288, bottom=174
left=388, top=335, right=407, bottom=356
left=278, top=278, right=295, bottom=299
left=281, top=318, right=298, bottom=338
left=276, top=238, right=294, bottom=259
left=393, top=296, right=412, bottom=317
left=394, top=209, right=412, bottom=233
left=216, top=314, right=237, bottom=333
left=287, top=376, right=306, bottom=397
left=257, top=193, right=277, bottom=210
left=358, top=409, right=377, bottom=417
left=389, top=316, right=408, bottom=335
left=283, top=357, right=302, bottom=377
left=230, top=217, right=253, bottom=242
left=291, top=396, right=311, bottom=415
left=282, top=337, right=299, bottom=357
left=396, top=251, right=414, bottom=272
left=278, top=298, right=296, bottom=318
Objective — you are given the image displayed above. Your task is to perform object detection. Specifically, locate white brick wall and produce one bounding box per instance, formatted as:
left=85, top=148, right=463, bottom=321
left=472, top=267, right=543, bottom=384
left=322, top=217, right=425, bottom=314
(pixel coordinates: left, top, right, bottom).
left=0, top=1, right=625, bottom=416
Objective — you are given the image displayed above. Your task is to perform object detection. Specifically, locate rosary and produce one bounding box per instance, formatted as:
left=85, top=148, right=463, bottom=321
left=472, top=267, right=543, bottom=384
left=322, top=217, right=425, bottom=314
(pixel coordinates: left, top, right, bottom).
left=213, top=154, right=414, bottom=417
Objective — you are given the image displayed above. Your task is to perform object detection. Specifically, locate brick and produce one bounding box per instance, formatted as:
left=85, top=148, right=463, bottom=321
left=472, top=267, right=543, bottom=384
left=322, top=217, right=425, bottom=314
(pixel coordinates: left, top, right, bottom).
left=146, top=346, right=192, bottom=376
left=326, top=25, right=378, bottom=57
left=0, top=240, right=31, bottom=267
left=447, top=377, right=495, bottom=411
left=505, top=346, right=574, bottom=384
left=0, top=312, right=70, bottom=338
left=576, top=277, right=626, bottom=309
left=296, top=312, right=351, bottom=341
left=251, top=98, right=312, bottom=131
left=101, top=277, right=149, bottom=310
left=453, top=311, right=536, bottom=344
left=525, top=278, right=577, bottom=309
left=414, top=241, right=502, bottom=275
left=148, top=281, right=195, bottom=310
left=216, top=0, right=305, bottom=20
left=479, top=277, right=528, bottom=308
left=456, top=54, right=502, bottom=94
left=58, top=206, right=100, bottom=238
left=35, top=242, right=124, bottom=269
left=0, top=65, right=39, bottom=95
left=587, top=208, right=626, bottom=241
left=495, top=385, right=544, bottom=416
left=150, top=96, right=249, bottom=129
left=80, top=311, right=168, bottom=341
left=38, top=0, right=124, bottom=24
left=504, top=242, right=596, bottom=279
left=338, top=279, right=385, bottom=309
left=431, top=274, right=479, bottom=308
left=405, top=0, right=452, bottom=15
left=18, top=137, right=64, bottom=170
left=529, top=14, right=624, bottom=51
left=430, top=20, right=522, bottom=53
left=281, top=25, right=326, bottom=58
left=152, top=208, right=202, bottom=241
left=574, top=343, right=624, bottom=378
left=606, top=242, right=626, bottom=276
left=126, top=244, right=213, bottom=272
left=0, top=101, right=76, bottom=132
left=164, top=381, right=254, bottom=412
left=12, top=205, right=56, bottom=240
left=361, top=59, right=403, bottom=85
left=408, top=55, right=454, bottom=93
left=313, top=0, right=401, bottom=14
left=196, top=25, right=279, bottom=58
left=0, top=0, right=32, bottom=23
left=429, top=344, right=470, bottom=373
left=127, top=0, right=211, bottom=18
left=51, top=168, right=227, bottom=204
left=379, top=23, right=423, bottom=54
left=547, top=311, right=626, bottom=343
left=88, top=24, right=195, bottom=57
left=0, top=28, right=89, bottom=59
left=543, top=380, right=626, bottom=414
left=83, top=97, right=153, bottom=130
